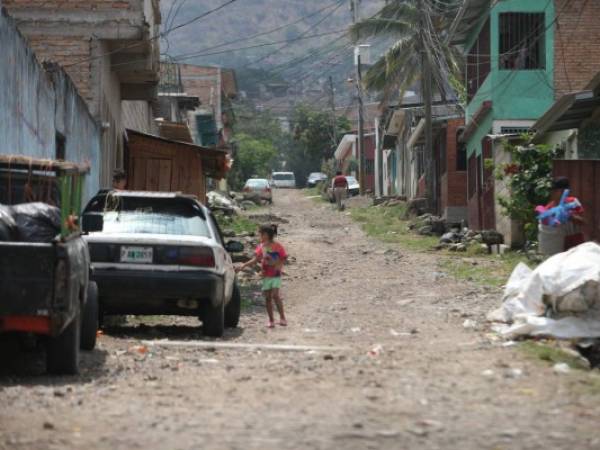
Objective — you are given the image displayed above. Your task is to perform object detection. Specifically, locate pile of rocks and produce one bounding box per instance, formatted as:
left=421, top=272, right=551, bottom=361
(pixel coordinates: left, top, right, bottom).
left=408, top=213, right=448, bottom=236
left=436, top=228, right=505, bottom=253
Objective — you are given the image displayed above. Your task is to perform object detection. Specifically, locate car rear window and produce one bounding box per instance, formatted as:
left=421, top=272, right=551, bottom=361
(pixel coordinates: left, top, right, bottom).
left=273, top=173, right=295, bottom=181
left=246, top=179, right=269, bottom=188
left=85, top=195, right=211, bottom=237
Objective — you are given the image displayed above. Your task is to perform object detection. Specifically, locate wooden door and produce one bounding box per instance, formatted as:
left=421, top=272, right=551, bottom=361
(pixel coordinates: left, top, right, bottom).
left=481, top=138, right=496, bottom=229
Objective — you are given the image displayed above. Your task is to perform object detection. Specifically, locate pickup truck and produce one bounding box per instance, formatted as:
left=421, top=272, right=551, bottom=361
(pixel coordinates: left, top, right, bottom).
left=0, top=156, right=98, bottom=375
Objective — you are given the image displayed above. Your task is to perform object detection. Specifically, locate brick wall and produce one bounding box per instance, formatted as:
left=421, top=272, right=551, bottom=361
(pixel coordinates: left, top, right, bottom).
left=554, top=0, right=600, bottom=97
left=179, top=64, right=221, bottom=107
left=25, top=35, right=93, bottom=102
left=3, top=0, right=135, bottom=11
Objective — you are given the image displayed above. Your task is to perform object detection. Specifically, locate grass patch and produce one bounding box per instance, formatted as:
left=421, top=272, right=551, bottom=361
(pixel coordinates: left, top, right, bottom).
left=350, top=205, right=439, bottom=252
left=520, top=341, right=589, bottom=370
left=349, top=204, right=536, bottom=287
left=217, top=214, right=259, bottom=235
left=439, top=251, right=532, bottom=288
left=304, top=187, right=326, bottom=203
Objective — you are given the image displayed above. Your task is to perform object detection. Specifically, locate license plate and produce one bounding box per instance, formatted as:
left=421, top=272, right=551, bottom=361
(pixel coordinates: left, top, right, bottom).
left=120, top=246, right=153, bottom=264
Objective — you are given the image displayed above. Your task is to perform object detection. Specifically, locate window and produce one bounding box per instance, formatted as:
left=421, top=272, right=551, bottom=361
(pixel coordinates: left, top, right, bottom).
left=467, top=19, right=490, bottom=102
left=499, top=13, right=545, bottom=70
left=55, top=133, right=66, bottom=160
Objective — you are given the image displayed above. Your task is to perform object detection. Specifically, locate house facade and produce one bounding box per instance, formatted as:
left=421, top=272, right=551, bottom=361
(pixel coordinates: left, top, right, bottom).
left=3, top=0, right=161, bottom=187
left=0, top=8, right=101, bottom=199
left=452, top=0, right=600, bottom=244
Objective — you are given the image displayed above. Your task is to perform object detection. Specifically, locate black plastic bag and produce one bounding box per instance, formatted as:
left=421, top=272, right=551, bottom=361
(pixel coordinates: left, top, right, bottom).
left=11, top=202, right=61, bottom=243
left=0, top=205, right=17, bottom=241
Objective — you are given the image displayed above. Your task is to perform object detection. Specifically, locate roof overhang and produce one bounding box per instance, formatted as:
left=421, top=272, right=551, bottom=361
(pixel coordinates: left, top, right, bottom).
left=334, top=134, right=357, bottom=161
left=382, top=109, right=407, bottom=147
left=407, top=115, right=462, bottom=148
left=449, top=0, right=492, bottom=46
left=126, top=129, right=229, bottom=179
left=532, top=90, right=600, bottom=142
left=460, top=101, right=493, bottom=143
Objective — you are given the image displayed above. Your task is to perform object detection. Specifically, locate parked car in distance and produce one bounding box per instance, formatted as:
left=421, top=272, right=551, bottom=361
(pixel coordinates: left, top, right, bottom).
left=346, top=176, right=360, bottom=196
left=271, top=171, right=296, bottom=188
left=243, top=178, right=272, bottom=204
left=82, top=191, right=244, bottom=337
left=306, top=172, right=328, bottom=188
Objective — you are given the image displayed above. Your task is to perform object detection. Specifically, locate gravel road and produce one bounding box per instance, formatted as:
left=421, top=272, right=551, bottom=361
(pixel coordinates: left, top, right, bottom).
left=2, top=189, right=600, bottom=450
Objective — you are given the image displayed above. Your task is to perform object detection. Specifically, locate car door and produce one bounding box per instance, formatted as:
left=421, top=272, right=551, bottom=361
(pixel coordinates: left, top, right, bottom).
left=206, top=210, right=235, bottom=301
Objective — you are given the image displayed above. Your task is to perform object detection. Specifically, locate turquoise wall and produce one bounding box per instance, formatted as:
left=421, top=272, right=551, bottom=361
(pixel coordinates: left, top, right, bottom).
left=465, top=0, right=555, bottom=156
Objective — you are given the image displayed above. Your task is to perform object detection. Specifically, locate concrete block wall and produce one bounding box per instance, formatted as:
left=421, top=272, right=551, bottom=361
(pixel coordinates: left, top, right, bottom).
left=554, top=0, right=600, bottom=98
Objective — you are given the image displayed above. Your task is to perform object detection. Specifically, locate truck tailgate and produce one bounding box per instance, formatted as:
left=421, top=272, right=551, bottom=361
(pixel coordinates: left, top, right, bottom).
left=0, top=242, right=55, bottom=315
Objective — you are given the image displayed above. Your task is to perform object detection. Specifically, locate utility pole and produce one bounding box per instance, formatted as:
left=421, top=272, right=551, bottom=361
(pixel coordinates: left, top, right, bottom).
left=328, top=75, right=338, bottom=150
left=422, top=42, right=435, bottom=213
left=351, top=0, right=366, bottom=195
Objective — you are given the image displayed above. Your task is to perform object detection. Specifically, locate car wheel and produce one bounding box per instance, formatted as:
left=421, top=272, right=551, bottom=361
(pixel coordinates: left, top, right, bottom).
left=203, top=300, right=224, bottom=337
left=81, top=281, right=98, bottom=351
left=46, top=309, right=80, bottom=375
left=225, top=282, right=241, bottom=328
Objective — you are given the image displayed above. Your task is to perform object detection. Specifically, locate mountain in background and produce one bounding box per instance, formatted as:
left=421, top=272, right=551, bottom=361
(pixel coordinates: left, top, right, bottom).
left=160, top=0, right=387, bottom=107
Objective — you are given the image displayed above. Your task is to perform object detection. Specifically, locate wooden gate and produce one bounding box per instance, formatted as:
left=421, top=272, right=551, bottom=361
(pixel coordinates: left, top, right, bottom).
left=553, top=160, right=600, bottom=242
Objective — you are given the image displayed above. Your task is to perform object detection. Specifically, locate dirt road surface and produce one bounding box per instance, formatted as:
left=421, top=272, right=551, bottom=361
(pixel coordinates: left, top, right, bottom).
left=2, top=189, right=600, bottom=449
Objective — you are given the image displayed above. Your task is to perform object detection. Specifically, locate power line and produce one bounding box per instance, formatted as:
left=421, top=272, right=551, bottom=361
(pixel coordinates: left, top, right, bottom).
left=169, top=0, right=345, bottom=60
left=63, top=0, right=240, bottom=68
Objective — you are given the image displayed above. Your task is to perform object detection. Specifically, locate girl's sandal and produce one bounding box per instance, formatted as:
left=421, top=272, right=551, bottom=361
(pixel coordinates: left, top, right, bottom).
left=267, top=321, right=275, bottom=329
left=279, top=320, right=288, bottom=327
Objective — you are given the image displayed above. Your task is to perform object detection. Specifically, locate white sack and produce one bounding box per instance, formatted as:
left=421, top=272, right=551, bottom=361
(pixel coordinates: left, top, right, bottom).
left=488, top=242, right=600, bottom=339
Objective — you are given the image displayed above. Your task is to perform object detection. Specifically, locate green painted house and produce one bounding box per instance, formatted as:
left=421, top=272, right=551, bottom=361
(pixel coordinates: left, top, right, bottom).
left=450, top=0, right=600, bottom=244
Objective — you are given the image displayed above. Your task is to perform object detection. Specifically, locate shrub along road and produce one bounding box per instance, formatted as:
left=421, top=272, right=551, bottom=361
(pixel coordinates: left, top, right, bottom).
left=1, top=189, right=600, bottom=449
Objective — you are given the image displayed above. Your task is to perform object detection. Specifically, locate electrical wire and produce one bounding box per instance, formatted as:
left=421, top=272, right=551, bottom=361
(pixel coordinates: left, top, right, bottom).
left=63, top=0, right=241, bottom=68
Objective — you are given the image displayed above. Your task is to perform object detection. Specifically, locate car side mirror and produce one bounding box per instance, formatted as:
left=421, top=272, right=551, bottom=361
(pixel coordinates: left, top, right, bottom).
left=225, top=240, right=244, bottom=253
left=82, top=213, right=104, bottom=233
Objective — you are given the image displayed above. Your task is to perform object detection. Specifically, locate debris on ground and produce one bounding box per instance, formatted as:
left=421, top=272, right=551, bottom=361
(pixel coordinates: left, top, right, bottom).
left=207, top=191, right=242, bottom=216
left=488, top=242, right=600, bottom=340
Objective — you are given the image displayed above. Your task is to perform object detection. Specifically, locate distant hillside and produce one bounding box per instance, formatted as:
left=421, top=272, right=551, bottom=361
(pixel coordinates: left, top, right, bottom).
left=160, top=0, right=387, bottom=105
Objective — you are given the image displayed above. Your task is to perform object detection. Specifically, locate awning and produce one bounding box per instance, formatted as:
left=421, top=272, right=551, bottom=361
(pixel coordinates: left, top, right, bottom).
left=532, top=90, right=600, bottom=142
left=0, top=155, right=90, bottom=175
left=461, top=100, right=492, bottom=143
left=382, top=109, right=407, bottom=148
left=334, top=134, right=357, bottom=161
left=126, top=129, right=229, bottom=179
left=406, top=115, right=461, bottom=148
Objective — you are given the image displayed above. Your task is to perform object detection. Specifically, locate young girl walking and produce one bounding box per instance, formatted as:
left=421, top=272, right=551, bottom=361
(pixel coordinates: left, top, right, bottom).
left=236, top=224, right=288, bottom=328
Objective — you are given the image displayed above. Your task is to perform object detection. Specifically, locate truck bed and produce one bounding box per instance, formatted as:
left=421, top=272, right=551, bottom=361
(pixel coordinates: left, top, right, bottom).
left=0, top=242, right=55, bottom=316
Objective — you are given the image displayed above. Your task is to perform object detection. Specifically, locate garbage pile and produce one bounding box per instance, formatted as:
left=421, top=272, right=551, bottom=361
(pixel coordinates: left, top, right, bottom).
left=0, top=202, right=61, bottom=243
left=488, top=242, right=600, bottom=340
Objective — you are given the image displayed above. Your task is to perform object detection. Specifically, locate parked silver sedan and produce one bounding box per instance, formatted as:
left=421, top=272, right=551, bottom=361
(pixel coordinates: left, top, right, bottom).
left=243, top=178, right=273, bottom=204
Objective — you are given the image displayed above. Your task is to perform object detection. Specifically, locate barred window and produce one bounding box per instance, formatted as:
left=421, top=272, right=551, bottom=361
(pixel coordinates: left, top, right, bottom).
left=499, top=13, right=545, bottom=70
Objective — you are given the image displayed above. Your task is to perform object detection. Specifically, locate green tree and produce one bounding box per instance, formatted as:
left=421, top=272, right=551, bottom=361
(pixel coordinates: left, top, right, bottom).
left=284, top=104, right=350, bottom=186
left=350, top=0, right=462, bottom=208
left=231, top=133, right=278, bottom=186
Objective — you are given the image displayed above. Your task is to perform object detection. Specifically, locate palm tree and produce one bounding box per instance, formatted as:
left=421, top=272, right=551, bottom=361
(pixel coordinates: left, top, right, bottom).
left=350, top=0, right=462, bottom=211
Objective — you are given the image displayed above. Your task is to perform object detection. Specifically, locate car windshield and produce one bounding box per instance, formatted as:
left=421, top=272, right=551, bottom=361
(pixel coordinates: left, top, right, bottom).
left=246, top=179, right=269, bottom=188
left=272, top=173, right=295, bottom=181
left=86, top=195, right=211, bottom=237
left=346, top=176, right=358, bottom=184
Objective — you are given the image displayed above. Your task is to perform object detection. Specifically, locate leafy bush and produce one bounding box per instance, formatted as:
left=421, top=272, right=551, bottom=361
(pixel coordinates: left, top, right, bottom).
left=495, top=140, right=563, bottom=241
